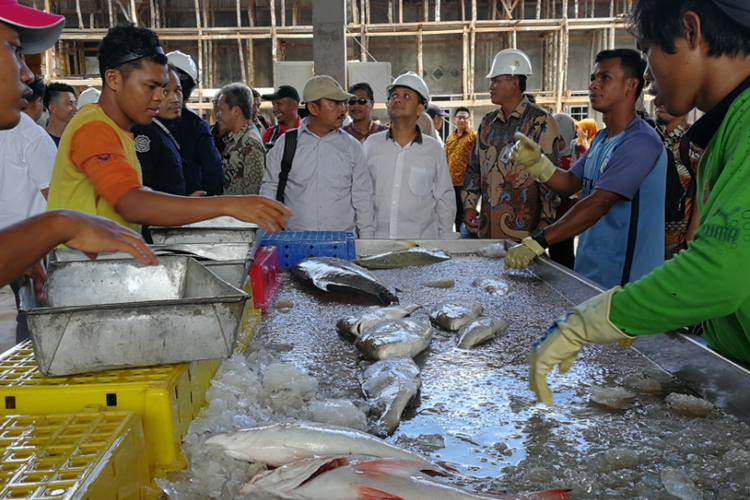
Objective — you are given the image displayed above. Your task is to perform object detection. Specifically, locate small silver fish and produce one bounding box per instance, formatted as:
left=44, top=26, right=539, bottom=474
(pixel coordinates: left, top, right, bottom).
left=337, top=304, right=421, bottom=337
left=361, top=358, right=422, bottom=437
left=353, top=247, right=451, bottom=269
left=428, top=302, right=483, bottom=331
left=472, top=276, right=512, bottom=297
left=420, top=277, right=456, bottom=288
left=355, top=318, right=433, bottom=360
left=457, top=317, right=511, bottom=348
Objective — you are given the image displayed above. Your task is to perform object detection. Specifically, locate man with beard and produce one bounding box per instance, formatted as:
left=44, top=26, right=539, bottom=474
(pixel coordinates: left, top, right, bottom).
left=260, top=76, right=375, bottom=237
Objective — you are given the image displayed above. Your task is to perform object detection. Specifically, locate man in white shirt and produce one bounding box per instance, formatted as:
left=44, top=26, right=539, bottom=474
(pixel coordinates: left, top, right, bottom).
left=260, top=75, right=376, bottom=237
left=364, top=72, right=456, bottom=239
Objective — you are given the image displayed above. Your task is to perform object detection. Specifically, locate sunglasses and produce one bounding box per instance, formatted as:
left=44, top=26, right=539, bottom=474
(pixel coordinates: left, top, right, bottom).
left=348, top=98, right=371, bottom=106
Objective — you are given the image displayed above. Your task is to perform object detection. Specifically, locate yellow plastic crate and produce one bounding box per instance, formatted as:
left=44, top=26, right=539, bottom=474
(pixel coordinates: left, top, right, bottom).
left=0, top=409, right=150, bottom=499
left=0, top=343, right=221, bottom=475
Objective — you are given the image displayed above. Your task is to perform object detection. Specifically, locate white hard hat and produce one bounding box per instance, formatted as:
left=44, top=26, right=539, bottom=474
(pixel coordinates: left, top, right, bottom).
left=387, top=71, right=430, bottom=105
left=166, top=50, right=198, bottom=83
left=486, top=49, right=533, bottom=78
left=77, top=87, right=101, bottom=107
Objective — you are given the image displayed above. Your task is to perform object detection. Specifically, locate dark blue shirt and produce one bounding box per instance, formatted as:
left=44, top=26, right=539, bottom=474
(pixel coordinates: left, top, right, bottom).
left=132, top=121, right=186, bottom=196
left=48, top=132, right=60, bottom=147
left=171, top=106, right=224, bottom=196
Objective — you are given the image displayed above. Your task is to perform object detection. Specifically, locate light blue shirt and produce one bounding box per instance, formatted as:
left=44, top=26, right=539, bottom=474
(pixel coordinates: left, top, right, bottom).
left=570, top=117, right=667, bottom=288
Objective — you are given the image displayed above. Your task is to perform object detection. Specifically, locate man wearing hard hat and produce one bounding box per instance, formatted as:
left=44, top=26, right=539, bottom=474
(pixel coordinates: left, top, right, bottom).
left=461, top=49, right=560, bottom=241
left=519, top=0, right=750, bottom=407
left=364, top=72, right=456, bottom=239
left=166, top=50, right=224, bottom=196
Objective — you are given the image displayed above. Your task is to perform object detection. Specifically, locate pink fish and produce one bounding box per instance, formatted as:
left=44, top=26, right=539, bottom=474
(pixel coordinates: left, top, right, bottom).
left=241, top=455, right=570, bottom=500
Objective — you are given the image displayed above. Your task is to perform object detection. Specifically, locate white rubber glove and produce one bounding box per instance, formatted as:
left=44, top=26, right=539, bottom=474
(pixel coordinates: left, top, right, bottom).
left=504, top=237, right=545, bottom=270
left=510, top=132, right=556, bottom=183
left=529, top=287, right=636, bottom=405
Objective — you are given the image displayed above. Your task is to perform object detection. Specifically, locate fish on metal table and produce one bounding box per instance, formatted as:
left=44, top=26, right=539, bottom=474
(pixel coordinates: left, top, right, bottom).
left=457, top=317, right=511, bottom=349
left=353, top=247, right=451, bottom=269
left=421, top=277, right=456, bottom=288
left=204, top=421, right=438, bottom=469
left=361, top=358, right=422, bottom=437
left=337, top=304, right=421, bottom=337
left=291, top=257, right=399, bottom=305
left=428, top=302, right=483, bottom=331
left=355, top=318, right=433, bottom=360
left=472, top=276, right=512, bottom=297
left=241, top=455, right=571, bottom=500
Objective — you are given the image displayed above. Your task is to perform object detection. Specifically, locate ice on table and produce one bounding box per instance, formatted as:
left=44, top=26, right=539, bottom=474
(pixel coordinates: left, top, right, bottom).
left=666, top=393, right=714, bottom=418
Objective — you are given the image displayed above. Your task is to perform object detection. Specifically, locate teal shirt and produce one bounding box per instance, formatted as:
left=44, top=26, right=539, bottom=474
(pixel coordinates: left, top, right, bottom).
left=610, top=83, right=750, bottom=364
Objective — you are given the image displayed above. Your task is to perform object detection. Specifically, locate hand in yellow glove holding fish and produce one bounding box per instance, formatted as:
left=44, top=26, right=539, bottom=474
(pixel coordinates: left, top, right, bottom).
left=510, top=131, right=557, bottom=183
left=529, top=288, right=636, bottom=405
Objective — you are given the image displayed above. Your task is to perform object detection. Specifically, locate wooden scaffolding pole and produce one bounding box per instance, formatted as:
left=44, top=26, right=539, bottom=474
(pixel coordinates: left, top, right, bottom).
left=461, top=0, right=465, bottom=21
left=154, top=0, right=161, bottom=28
left=535, top=0, right=541, bottom=19
left=247, top=37, right=255, bottom=86
left=130, top=0, right=137, bottom=25
left=462, top=25, right=469, bottom=100
left=44, top=0, right=53, bottom=79
left=149, top=0, right=156, bottom=28
left=270, top=0, right=278, bottom=85
left=75, top=0, right=84, bottom=28
left=366, top=0, right=371, bottom=24
left=469, top=0, right=476, bottom=99
left=556, top=20, right=569, bottom=112
left=194, top=0, right=203, bottom=103
left=423, top=0, right=428, bottom=22
left=589, top=0, right=594, bottom=18
left=360, top=0, right=367, bottom=61
left=351, top=0, right=358, bottom=25
left=280, top=0, right=285, bottom=27
left=399, top=0, right=403, bottom=24
left=519, top=0, right=524, bottom=19
left=248, top=0, right=256, bottom=27
left=435, top=0, right=441, bottom=22
left=108, top=0, right=114, bottom=26
left=387, top=0, right=393, bottom=24
left=238, top=38, right=246, bottom=83
left=416, top=26, right=423, bottom=77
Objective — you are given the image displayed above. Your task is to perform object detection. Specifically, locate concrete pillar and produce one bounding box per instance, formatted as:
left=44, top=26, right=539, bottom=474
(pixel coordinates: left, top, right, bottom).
left=312, top=0, right=347, bottom=86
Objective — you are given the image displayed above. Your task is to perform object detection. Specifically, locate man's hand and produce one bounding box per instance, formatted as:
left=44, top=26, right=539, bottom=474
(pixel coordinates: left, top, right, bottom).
left=511, top=132, right=556, bottom=183
left=224, top=195, right=292, bottom=234
left=464, top=208, right=479, bottom=234
left=189, top=190, right=207, bottom=197
left=529, top=287, right=635, bottom=405
left=58, top=210, right=159, bottom=266
left=504, top=237, right=545, bottom=270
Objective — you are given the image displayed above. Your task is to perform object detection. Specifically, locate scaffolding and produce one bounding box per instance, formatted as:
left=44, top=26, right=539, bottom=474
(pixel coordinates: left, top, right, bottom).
left=27, top=0, right=631, bottom=113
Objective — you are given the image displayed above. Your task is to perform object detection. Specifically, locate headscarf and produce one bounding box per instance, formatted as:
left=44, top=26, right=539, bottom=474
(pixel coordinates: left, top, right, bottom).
left=576, top=118, right=598, bottom=145
left=553, top=113, right=577, bottom=157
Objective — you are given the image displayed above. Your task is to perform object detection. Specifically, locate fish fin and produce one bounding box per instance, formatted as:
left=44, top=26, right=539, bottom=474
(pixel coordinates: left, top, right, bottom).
left=311, top=277, right=331, bottom=291
left=355, top=485, right=406, bottom=500
left=352, top=459, right=444, bottom=478
left=403, top=241, right=419, bottom=248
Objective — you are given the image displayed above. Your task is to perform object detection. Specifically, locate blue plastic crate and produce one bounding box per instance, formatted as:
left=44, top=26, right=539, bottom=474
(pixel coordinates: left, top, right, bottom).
left=259, top=231, right=356, bottom=268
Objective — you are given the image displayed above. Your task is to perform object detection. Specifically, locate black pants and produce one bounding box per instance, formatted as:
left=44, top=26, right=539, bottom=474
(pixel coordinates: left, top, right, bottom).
left=549, top=238, right=575, bottom=270
left=9, top=277, right=29, bottom=344
left=453, top=186, right=464, bottom=232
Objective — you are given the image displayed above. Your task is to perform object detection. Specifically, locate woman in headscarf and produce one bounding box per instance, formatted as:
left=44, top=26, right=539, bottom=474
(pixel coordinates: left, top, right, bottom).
left=575, top=118, right=598, bottom=151
left=548, top=112, right=582, bottom=270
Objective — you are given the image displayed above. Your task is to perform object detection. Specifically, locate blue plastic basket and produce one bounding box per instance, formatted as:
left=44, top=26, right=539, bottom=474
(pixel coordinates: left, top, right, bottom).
left=259, top=231, right=356, bottom=268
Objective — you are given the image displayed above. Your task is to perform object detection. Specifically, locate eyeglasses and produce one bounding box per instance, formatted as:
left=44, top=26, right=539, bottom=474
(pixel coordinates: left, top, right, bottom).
left=348, top=98, right=371, bottom=106
left=455, top=115, right=470, bottom=120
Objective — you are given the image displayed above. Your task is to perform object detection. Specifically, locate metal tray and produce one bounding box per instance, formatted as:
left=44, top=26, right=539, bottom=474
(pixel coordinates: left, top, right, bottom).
left=149, top=217, right=259, bottom=244
left=19, top=256, right=249, bottom=376
left=51, top=242, right=256, bottom=289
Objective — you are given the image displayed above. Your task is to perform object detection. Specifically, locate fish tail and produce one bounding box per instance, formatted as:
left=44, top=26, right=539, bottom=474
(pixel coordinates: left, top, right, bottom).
left=355, top=485, right=406, bottom=500
left=352, top=458, right=441, bottom=478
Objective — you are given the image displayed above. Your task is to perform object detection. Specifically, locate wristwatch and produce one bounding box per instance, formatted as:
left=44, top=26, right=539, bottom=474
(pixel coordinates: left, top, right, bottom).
left=530, top=228, right=549, bottom=249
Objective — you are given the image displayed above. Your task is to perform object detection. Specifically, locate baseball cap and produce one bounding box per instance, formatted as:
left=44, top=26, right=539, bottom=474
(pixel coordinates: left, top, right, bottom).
left=302, top=75, right=354, bottom=103
left=710, top=0, right=750, bottom=29
left=425, top=104, right=449, bottom=118
left=261, top=85, right=300, bottom=103
left=0, top=0, right=65, bottom=54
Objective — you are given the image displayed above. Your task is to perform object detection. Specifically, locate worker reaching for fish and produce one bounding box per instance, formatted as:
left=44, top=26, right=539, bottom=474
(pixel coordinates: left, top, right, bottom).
left=45, top=23, right=291, bottom=237
left=0, top=1, right=158, bottom=293
left=526, top=0, right=750, bottom=405
left=505, top=48, right=666, bottom=290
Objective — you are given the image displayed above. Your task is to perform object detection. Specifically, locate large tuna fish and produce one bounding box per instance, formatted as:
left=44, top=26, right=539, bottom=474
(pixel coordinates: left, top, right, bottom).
left=353, top=247, right=452, bottom=269
left=204, top=421, right=437, bottom=469
left=355, top=318, right=433, bottom=360
left=361, top=358, right=422, bottom=436
left=457, top=317, right=511, bottom=349
left=337, top=304, right=421, bottom=337
left=291, top=257, right=399, bottom=305
left=241, top=455, right=571, bottom=500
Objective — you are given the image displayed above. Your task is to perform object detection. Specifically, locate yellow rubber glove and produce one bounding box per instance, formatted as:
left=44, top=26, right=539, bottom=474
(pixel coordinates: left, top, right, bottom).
left=504, top=237, right=545, bottom=270
left=528, top=287, right=636, bottom=405
left=510, top=132, right=556, bottom=183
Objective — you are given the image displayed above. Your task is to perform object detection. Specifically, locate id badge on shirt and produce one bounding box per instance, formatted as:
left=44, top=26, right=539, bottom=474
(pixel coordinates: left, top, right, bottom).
left=499, top=145, right=513, bottom=165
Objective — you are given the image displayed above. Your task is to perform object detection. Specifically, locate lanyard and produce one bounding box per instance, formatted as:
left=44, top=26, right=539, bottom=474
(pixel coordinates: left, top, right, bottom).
left=153, top=118, right=181, bottom=151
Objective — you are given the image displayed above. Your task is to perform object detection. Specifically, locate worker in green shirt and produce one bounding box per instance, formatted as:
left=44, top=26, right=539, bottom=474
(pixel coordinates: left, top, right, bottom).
left=524, top=0, right=750, bottom=405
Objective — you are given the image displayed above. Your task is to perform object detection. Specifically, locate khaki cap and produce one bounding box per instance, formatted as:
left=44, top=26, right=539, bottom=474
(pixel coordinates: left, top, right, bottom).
left=303, top=75, right=355, bottom=103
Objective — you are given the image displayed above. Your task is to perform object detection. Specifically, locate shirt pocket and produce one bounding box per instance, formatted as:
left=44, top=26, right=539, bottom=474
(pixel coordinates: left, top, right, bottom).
left=0, top=164, right=29, bottom=202
left=408, top=166, right=432, bottom=197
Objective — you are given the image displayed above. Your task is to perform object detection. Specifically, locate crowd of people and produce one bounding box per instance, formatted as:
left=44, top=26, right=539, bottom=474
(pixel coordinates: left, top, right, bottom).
left=0, top=0, right=749, bottom=405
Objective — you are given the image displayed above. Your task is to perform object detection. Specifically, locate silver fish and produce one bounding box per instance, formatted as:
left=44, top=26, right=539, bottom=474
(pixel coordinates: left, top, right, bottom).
left=457, top=317, right=511, bottom=348
left=420, top=277, right=456, bottom=288
left=355, top=318, right=433, bottom=360
left=337, top=304, right=421, bottom=337
left=473, top=276, right=512, bottom=297
left=361, top=358, right=422, bottom=437
left=428, top=301, right=483, bottom=331
left=291, top=257, right=398, bottom=305
left=353, top=247, right=451, bottom=269
left=242, top=455, right=570, bottom=500
left=204, top=421, right=438, bottom=469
